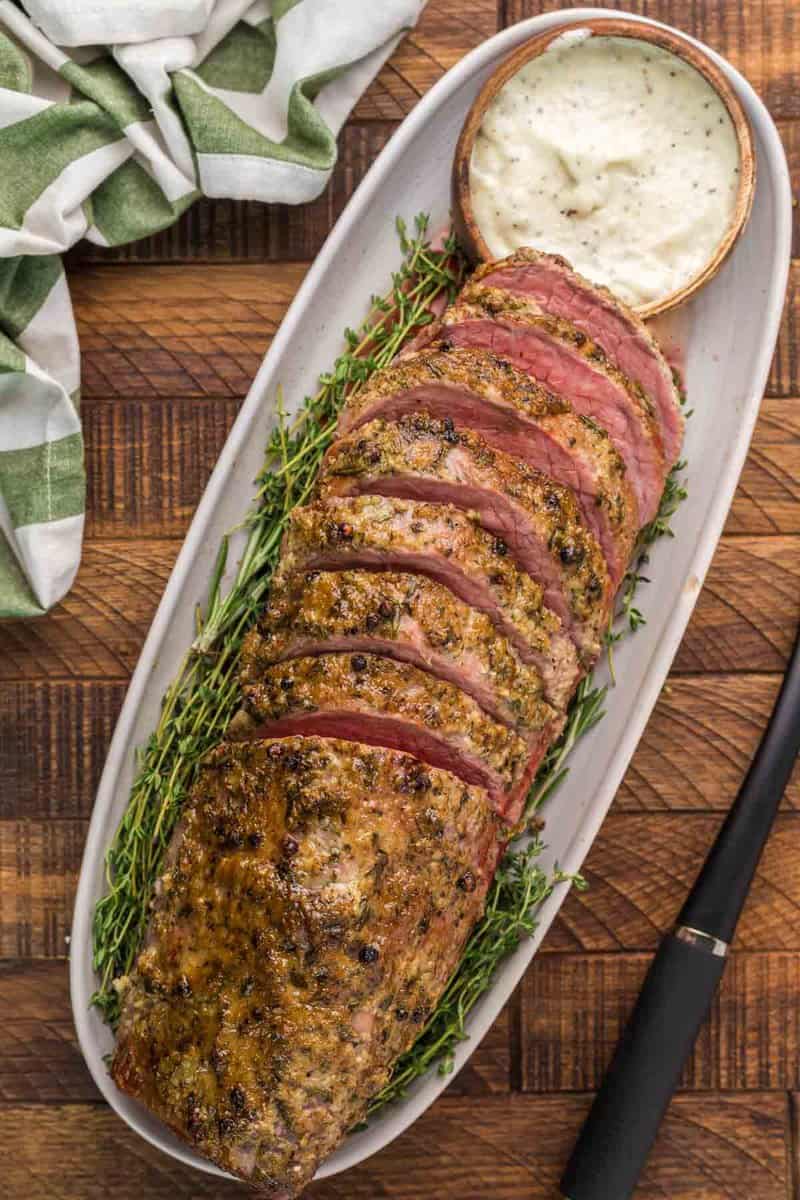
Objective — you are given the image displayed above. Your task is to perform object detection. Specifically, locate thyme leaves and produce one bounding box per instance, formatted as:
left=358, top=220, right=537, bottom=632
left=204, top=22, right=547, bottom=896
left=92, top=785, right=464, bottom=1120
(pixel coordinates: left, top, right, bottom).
left=91, top=215, right=465, bottom=1026
left=90, top=214, right=686, bottom=1122
left=370, top=463, right=688, bottom=1114
left=604, top=458, right=689, bottom=683
left=366, top=838, right=577, bottom=1114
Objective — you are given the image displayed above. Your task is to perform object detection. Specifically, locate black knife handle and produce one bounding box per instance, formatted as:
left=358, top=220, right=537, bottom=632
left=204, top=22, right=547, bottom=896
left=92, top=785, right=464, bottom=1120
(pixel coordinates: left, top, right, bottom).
left=678, top=618, right=800, bottom=943
left=560, top=929, right=727, bottom=1200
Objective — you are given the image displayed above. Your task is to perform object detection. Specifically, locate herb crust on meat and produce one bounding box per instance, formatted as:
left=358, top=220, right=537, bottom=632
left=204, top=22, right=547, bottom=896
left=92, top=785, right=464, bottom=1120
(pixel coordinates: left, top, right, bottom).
left=112, top=737, right=500, bottom=1196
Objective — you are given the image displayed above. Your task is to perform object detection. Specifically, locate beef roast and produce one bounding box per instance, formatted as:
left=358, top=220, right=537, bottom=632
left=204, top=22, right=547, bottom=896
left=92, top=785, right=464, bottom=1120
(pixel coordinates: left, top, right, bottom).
left=441, top=283, right=666, bottom=523
left=242, top=569, right=554, bottom=733
left=338, top=346, right=638, bottom=584
left=319, top=414, right=611, bottom=661
left=109, top=240, right=682, bottom=1194
left=279, top=495, right=581, bottom=707
left=472, top=249, right=684, bottom=465
left=240, top=653, right=538, bottom=818
left=112, top=736, right=501, bottom=1196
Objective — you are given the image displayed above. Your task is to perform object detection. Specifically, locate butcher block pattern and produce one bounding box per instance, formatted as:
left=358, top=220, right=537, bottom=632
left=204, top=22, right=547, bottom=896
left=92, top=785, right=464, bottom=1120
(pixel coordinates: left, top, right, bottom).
left=2, top=3, right=800, bottom=1197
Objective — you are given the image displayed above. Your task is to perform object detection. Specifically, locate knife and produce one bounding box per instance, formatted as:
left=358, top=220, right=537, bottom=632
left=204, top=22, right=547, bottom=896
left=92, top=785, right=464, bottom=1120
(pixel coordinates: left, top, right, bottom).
left=561, top=619, right=800, bottom=1200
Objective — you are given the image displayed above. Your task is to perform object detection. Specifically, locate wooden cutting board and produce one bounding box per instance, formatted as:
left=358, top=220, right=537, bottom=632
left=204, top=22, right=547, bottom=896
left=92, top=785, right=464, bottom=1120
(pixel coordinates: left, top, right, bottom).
left=2, top=3, right=799, bottom=1196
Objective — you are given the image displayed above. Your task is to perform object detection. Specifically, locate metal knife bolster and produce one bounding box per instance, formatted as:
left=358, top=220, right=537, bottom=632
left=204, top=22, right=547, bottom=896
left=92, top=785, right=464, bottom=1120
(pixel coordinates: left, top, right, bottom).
left=673, top=924, right=729, bottom=958
left=559, top=928, right=729, bottom=1200
left=562, top=617, right=800, bottom=1200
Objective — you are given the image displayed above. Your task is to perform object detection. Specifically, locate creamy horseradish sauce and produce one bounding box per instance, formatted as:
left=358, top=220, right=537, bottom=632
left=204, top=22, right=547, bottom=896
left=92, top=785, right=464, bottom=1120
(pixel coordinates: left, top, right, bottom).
left=469, top=32, right=741, bottom=307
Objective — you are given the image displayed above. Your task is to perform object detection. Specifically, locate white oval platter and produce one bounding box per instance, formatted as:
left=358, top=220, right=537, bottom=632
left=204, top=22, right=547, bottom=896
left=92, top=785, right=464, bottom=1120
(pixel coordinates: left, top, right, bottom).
left=70, top=6, right=792, bottom=1185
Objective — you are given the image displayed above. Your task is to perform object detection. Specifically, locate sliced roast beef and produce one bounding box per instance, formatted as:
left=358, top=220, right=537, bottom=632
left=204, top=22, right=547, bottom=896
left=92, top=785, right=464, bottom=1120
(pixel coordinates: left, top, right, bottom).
left=110, top=233, right=687, bottom=1197
left=242, top=569, right=555, bottom=733
left=338, top=346, right=638, bottom=584
left=279, top=496, right=581, bottom=708
left=241, top=653, right=537, bottom=819
left=319, top=414, right=611, bottom=662
left=441, top=282, right=666, bottom=523
left=472, top=248, right=684, bottom=465
left=112, top=736, right=500, bottom=1194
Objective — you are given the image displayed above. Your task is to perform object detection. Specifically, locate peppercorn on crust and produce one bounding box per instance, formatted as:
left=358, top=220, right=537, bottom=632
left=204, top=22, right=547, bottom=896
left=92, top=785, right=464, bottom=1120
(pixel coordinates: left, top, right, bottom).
left=280, top=496, right=581, bottom=707
left=470, top=249, right=685, bottom=465
left=108, top=241, right=680, bottom=1191
left=111, top=736, right=500, bottom=1197
left=319, top=414, right=611, bottom=660
left=337, top=345, right=638, bottom=583
left=242, top=569, right=554, bottom=733
left=339, top=344, right=568, bottom=434
left=240, top=652, right=532, bottom=815
left=455, top=283, right=660, bottom=436
left=442, top=283, right=666, bottom=523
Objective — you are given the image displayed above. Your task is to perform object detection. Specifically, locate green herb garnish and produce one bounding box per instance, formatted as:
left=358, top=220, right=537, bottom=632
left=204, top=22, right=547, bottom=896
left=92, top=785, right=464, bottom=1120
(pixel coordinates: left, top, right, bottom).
left=371, top=462, right=687, bottom=1110
left=91, top=214, right=465, bottom=1026
left=90, top=214, right=686, bottom=1117
left=605, top=459, right=689, bottom=682
left=367, top=838, right=587, bottom=1113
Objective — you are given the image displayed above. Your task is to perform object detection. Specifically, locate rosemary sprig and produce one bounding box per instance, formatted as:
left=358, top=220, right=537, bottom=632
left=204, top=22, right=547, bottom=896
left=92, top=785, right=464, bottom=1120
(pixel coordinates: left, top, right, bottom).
left=91, top=214, right=466, bottom=1026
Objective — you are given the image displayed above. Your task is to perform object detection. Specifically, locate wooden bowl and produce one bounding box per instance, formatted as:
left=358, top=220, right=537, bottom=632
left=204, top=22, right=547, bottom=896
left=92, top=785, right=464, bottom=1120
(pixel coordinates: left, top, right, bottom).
left=452, top=18, right=756, bottom=319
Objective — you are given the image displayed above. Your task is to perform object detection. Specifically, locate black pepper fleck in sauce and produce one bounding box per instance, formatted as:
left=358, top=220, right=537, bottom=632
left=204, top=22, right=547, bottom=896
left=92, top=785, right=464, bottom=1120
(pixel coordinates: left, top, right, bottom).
left=469, top=33, right=740, bottom=307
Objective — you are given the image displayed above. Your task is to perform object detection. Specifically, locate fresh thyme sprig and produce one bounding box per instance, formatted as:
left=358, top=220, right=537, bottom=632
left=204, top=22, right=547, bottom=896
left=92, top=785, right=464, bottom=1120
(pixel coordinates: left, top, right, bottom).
left=91, top=214, right=466, bottom=1027
left=369, top=456, right=688, bottom=1114
left=525, top=676, right=608, bottom=818
left=90, top=213, right=687, bottom=1116
left=366, top=838, right=586, bottom=1113
left=605, top=458, right=689, bottom=682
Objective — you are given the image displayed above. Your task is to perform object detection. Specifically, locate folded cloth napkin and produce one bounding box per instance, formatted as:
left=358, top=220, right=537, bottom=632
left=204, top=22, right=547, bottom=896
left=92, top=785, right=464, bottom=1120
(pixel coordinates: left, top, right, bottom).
left=0, top=0, right=425, bottom=617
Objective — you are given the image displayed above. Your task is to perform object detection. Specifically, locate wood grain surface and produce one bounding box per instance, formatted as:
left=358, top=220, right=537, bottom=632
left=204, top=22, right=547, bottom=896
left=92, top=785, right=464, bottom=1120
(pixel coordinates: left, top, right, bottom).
left=4, top=2, right=800, bottom=1196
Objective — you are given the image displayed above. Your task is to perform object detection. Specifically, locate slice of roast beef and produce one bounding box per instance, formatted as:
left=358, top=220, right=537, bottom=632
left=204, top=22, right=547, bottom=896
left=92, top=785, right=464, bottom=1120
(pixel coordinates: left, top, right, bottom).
left=338, top=346, right=638, bottom=584
left=112, top=736, right=500, bottom=1196
left=240, top=653, right=537, bottom=819
left=242, top=568, right=555, bottom=733
left=441, top=282, right=666, bottom=523
left=279, top=496, right=581, bottom=708
left=472, top=248, right=684, bottom=465
left=319, top=414, right=611, bottom=662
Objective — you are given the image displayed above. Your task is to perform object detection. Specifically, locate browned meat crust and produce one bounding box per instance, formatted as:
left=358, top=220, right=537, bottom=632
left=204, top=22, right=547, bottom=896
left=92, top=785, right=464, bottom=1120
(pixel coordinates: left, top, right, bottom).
left=279, top=495, right=581, bottom=708
left=239, top=652, right=533, bottom=816
left=109, top=243, right=680, bottom=1191
left=339, top=343, right=568, bottom=433
left=111, top=737, right=500, bottom=1197
left=319, top=413, right=611, bottom=661
left=457, top=282, right=660, bottom=438
left=470, top=248, right=684, bottom=465
left=241, top=568, right=553, bottom=734
left=442, top=283, right=666, bottom=523
left=337, top=345, right=638, bottom=584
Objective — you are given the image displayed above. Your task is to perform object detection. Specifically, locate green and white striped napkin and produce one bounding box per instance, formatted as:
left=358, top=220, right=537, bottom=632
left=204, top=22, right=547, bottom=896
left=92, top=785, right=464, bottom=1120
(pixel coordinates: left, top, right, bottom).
left=0, top=0, right=425, bottom=617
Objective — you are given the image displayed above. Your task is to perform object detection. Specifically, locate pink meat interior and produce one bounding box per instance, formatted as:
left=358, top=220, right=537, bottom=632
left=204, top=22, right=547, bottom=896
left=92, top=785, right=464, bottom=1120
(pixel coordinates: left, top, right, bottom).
left=444, top=317, right=662, bottom=522
left=340, top=385, right=619, bottom=578
left=480, top=262, right=683, bottom=465
left=251, top=711, right=507, bottom=811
